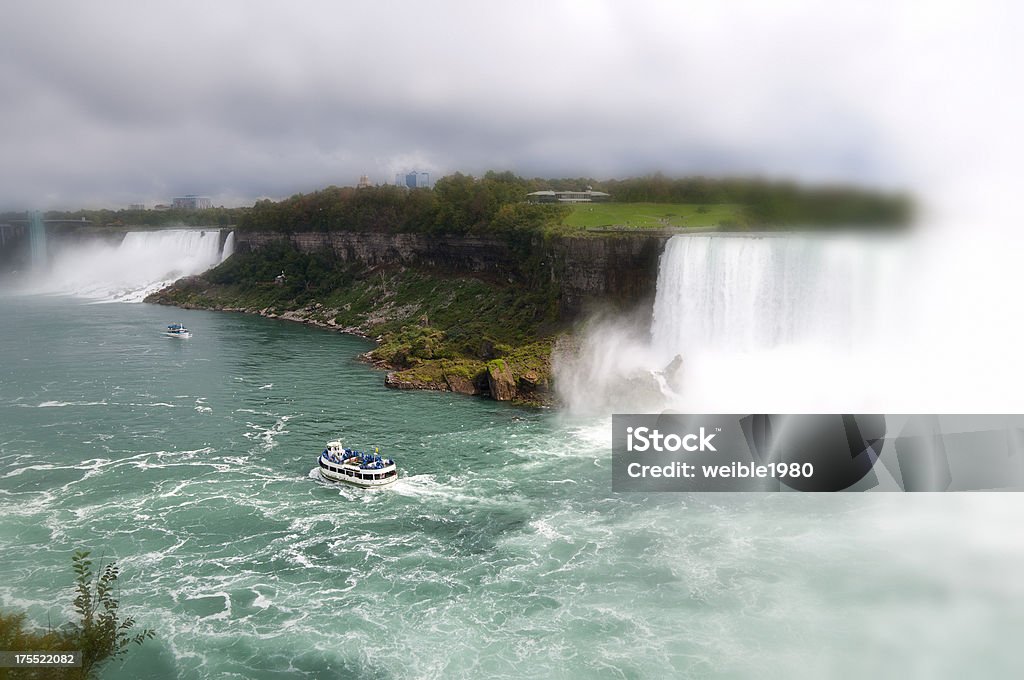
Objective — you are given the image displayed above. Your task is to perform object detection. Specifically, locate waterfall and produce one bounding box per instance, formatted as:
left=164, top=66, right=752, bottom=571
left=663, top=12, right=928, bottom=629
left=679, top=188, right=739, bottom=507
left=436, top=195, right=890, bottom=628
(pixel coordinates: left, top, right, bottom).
left=221, top=231, right=235, bottom=262
left=558, top=228, right=1024, bottom=414
left=556, top=232, right=922, bottom=414
left=32, top=228, right=231, bottom=302
left=645, top=233, right=910, bottom=412
left=650, top=234, right=899, bottom=357
left=28, top=211, right=47, bottom=270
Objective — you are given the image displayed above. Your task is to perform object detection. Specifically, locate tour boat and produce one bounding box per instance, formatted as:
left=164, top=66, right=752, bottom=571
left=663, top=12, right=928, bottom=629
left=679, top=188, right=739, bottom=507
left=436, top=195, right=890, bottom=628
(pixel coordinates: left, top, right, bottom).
left=318, top=440, right=398, bottom=487
left=165, top=323, right=192, bottom=338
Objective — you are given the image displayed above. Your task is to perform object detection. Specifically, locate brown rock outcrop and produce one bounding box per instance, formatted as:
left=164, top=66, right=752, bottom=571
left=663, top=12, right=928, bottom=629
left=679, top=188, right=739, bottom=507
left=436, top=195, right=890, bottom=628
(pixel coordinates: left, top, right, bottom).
left=487, top=360, right=517, bottom=401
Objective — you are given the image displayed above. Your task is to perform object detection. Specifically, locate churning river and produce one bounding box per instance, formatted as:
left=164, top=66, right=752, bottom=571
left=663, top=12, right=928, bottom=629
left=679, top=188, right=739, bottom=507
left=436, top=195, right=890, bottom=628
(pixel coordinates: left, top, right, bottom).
left=1, top=231, right=1023, bottom=679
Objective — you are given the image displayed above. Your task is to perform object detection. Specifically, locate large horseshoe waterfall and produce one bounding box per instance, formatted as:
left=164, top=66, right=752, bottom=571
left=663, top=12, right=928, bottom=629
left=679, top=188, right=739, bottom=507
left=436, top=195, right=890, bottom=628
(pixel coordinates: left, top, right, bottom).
left=650, top=235, right=893, bottom=354
left=559, top=229, right=1024, bottom=415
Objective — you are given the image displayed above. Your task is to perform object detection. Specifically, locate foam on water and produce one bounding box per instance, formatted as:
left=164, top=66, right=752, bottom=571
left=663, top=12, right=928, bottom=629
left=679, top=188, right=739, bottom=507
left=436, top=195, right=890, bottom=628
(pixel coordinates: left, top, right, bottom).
left=2, top=269, right=1024, bottom=678
left=36, top=400, right=109, bottom=408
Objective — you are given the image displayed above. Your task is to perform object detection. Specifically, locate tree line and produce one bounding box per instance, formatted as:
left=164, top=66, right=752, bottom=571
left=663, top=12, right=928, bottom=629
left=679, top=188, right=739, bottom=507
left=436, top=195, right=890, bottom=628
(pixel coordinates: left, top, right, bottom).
left=597, top=175, right=912, bottom=226
left=23, top=171, right=911, bottom=235
left=3, top=207, right=245, bottom=229
left=236, top=171, right=911, bottom=233
left=238, top=171, right=569, bottom=234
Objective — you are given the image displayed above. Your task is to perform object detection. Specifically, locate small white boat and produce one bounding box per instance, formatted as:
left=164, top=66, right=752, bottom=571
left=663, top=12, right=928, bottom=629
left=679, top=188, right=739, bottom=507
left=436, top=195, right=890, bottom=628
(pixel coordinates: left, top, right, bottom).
left=318, top=440, right=398, bottom=488
left=165, top=322, right=192, bottom=339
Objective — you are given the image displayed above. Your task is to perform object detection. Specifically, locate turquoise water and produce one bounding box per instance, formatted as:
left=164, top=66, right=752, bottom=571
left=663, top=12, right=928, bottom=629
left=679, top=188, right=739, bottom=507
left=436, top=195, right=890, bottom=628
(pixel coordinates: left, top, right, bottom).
left=2, top=295, right=1023, bottom=679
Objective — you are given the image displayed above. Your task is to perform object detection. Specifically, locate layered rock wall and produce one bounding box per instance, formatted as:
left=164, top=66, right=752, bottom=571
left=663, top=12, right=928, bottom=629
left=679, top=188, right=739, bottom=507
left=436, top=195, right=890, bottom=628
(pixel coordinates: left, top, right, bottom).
left=236, top=230, right=672, bottom=320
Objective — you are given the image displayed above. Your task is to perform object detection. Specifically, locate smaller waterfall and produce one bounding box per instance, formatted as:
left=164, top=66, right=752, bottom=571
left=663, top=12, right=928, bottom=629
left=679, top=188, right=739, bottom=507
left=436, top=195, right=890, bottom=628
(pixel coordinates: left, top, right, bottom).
left=28, top=211, right=47, bottom=270
left=220, top=231, right=236, bottom=262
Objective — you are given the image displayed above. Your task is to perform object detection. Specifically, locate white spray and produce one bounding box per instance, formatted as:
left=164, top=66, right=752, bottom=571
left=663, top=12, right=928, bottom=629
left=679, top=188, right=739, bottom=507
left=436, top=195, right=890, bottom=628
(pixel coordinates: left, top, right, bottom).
left=26, top=228, right=229, bottom=302
left=556, top=223, right=1024, bottom=415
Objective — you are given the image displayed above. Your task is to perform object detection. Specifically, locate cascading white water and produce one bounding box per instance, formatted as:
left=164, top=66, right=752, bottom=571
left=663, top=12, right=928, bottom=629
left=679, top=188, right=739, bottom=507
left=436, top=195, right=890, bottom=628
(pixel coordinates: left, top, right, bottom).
left=32, top=228, right=229, bottom=302
left=557, top=228, right=1024, bottom=415
left=220, top=231, right=235, bottom=263
left=650, top=235, right=897, bottom=354
left=645, top=233, right=911, bottom=413
left=556, top=233, right=906, bottom=414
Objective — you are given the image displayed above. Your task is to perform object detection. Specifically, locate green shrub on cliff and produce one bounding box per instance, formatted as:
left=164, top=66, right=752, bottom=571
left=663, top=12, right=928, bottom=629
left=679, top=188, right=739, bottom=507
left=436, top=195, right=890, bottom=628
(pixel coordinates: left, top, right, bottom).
left=371, top=326, right=449, bottom=367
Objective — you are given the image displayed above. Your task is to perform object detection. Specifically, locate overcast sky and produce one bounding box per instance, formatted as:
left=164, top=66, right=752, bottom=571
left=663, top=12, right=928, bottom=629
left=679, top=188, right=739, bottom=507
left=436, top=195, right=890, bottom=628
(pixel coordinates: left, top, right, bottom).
left=1, top=1, right=1020, bottom=210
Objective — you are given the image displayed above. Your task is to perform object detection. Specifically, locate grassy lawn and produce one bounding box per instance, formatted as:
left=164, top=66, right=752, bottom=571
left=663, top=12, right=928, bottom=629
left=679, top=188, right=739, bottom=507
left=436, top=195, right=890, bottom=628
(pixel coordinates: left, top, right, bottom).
left=560, top=202, right=747, bottom=230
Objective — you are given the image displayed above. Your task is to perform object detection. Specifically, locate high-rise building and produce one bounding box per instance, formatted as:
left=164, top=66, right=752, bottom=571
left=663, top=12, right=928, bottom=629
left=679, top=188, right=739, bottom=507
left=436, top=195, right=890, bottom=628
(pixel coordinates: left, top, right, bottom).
left=395, top=171, right=431, bottom=189
left=172, top=195, right=212, bottom=210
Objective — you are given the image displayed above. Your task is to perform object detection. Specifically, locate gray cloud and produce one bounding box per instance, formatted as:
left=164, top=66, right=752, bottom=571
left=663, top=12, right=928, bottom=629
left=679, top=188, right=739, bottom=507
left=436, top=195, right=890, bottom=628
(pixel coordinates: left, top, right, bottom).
left=1, top=0, right=1020, bottom=210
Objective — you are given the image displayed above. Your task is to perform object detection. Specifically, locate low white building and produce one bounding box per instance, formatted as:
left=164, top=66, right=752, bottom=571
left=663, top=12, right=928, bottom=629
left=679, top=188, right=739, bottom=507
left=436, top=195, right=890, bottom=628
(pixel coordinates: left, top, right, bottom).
left=526, top=189, right=611, bottom=203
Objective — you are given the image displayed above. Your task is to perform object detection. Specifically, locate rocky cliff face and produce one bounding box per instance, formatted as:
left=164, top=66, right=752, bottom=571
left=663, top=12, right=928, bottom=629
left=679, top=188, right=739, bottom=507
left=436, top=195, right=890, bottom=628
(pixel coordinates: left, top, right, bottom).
left=236, top=230, right=670, bottom=320
left=549, top=235, right=668, bottom=319
left=240, top=231, right=518, bottom=275
left=0, top=224, right=29, bottom=271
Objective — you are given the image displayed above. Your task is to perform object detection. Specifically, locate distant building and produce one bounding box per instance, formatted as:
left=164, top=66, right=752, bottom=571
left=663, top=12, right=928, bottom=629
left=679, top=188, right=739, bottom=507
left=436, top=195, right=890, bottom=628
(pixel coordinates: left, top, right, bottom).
left=172, top=195, right=212, bottom=210
left=527, top=189, right=611, bottom=203
left=129, top=203, right=145, bottom=211
left=357, top=175, right=372, bottom=189
left=395, top=171, right=430, bottom=189
left=153, top=204, right=171, bottom=211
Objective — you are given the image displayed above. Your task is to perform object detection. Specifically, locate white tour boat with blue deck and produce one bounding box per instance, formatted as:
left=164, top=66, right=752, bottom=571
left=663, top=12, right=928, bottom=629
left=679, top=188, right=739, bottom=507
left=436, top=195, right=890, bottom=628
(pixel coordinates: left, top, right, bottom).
left=165, top=322, right=192, bottom=338
left=318, top=440, right=398, bottom=487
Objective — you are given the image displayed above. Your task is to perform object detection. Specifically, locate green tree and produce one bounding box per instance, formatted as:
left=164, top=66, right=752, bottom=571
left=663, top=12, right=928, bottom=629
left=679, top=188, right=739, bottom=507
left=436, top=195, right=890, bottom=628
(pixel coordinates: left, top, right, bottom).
left=66, top=551, right=155, bottom=678
left=0, top=552, right=154, bottom=679
left=0, top=610, right=76, bottom=679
